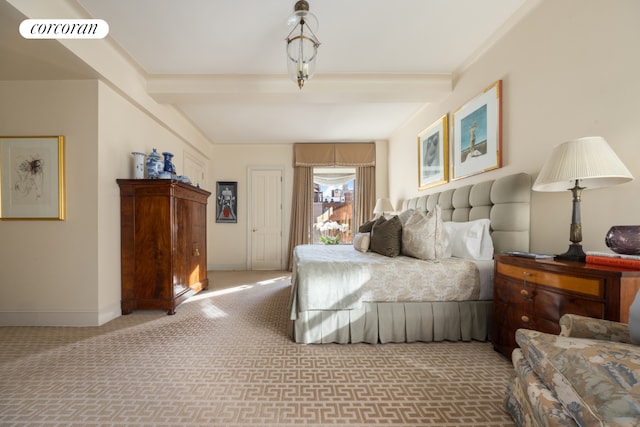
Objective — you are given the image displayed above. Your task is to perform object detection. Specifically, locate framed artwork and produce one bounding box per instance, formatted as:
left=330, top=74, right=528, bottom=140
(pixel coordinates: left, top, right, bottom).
left=451, top=80, right=502, bottom=180
left=0, top=136, right=65, bottom=220
left=216, top=181, right=237, bottom=223
left=418, top=114, right=448, bottom=190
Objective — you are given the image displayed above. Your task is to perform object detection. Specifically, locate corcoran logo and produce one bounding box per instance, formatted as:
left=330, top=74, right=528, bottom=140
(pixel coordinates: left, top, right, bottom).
left=19, top=19, right=109, bottom=39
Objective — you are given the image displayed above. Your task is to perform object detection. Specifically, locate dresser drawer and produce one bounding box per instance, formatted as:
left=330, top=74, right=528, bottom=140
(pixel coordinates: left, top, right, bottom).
left=496, top=263, right=603, bottom=297
left=492, top=254, right=640, bottom=358
left=532, top=287, right=604, bottom=323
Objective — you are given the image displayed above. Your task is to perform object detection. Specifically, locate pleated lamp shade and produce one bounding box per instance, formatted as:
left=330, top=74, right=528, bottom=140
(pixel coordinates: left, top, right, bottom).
left=532, top=136, right=633, bottom=191
left=373, top=198, right=394, bottom=215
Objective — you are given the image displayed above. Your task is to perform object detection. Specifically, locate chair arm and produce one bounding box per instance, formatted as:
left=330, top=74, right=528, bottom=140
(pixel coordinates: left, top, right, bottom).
left=559, top=314, right=631, bottom=343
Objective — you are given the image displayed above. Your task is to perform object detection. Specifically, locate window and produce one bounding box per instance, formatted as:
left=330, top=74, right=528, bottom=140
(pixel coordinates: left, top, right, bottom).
left=313, top=167, right=355, bottom=244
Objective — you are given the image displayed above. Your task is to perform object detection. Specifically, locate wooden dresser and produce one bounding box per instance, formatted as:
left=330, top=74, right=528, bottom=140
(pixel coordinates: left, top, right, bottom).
left=117, top=179, right=211, bottom=315
left=492, top=253, right=640, bottom=357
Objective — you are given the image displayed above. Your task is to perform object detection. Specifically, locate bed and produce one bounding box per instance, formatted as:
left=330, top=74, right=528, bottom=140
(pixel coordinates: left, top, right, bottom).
left=288, top=172, right=531, bottom=344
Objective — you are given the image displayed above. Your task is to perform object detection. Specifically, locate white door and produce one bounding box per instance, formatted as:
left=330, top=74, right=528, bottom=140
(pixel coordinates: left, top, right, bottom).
left=249, top=168, right=283, bottom=270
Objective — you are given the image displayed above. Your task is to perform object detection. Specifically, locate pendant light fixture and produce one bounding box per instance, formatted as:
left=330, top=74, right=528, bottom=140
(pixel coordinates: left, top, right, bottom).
left=286, top=0, right=320, bottom=89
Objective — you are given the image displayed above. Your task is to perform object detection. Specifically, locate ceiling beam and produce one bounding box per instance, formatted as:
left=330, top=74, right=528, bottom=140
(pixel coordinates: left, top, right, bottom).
left=146, top=74, right=452, bottom=105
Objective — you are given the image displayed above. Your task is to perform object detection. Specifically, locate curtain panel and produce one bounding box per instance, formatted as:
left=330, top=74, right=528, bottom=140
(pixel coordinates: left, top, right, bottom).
left=287, top=166, right=314, bottom=270
left=355, top=166, right=376, bottom=230
left=288, top=143, right=376, bottom=270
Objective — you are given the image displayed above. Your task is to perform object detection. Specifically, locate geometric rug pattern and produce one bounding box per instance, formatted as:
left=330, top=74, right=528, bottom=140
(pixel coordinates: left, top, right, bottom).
left=0, top=271, right=516, bottom=426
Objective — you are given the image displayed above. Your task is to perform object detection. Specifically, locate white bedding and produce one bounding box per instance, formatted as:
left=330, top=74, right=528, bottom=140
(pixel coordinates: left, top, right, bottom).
left=290, top=244, right=493, bottom=320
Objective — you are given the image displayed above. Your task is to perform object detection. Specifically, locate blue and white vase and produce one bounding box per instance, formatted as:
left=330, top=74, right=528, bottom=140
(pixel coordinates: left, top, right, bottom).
left=145, top=148, right=163, bottom=179
left=131, top=152, right=146, bottom=179
left=162, top=152, right=176, bottom=174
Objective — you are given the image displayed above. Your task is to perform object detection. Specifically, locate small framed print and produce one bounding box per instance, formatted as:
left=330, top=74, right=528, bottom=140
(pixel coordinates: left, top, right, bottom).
left=418, top=114, right=448, bottom=190
left=216, top=181, right=237, bottom=223
left=0, top=136, right=66, bottom=220
left=451, top=80, right=502, bottom=180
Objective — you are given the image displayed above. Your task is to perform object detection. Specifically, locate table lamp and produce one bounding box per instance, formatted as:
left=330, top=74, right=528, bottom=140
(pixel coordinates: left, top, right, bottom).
left=532, top=136, right=633, bottom=261
left=373, top=198, right=394, bottom=218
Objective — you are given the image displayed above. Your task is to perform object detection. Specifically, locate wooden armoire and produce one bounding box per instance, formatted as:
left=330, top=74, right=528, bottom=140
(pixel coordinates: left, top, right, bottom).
left=117, top=179, right=211, bottom=315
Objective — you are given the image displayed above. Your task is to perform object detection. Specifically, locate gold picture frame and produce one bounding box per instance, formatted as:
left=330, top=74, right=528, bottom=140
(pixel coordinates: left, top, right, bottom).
left=418, top=114, right=449, bottom=190
left=451, top=80, right=502, bottom=180
left=0, top=136, right=66, bottom=220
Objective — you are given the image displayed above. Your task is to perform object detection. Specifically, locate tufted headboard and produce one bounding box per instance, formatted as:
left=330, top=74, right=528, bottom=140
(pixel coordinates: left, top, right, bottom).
left=400, top=172, right=531, bottom=254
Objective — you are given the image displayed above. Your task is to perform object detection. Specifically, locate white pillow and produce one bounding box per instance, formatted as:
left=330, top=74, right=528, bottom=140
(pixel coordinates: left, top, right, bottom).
left=353, top=232, right=371, bottom=252
left=401, top=205, right=448, bottom=260
left=444, top=218, right=494, bottom=260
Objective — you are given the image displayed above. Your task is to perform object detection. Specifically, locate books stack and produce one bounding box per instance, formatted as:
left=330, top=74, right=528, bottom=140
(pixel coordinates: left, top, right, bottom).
left=585, top=251, right=640, bottom=269
left=504, top=251, right=554, bottom=259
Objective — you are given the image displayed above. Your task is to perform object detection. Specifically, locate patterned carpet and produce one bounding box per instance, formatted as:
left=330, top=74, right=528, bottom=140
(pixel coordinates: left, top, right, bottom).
left=0, top=271, right=516, bottom=426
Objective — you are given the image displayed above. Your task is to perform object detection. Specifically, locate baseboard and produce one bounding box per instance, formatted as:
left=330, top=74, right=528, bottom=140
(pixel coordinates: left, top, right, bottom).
left=0, top=310, right=103, bottom=326
left=207, top=263, right=248, bottom=271
left=98, top=301, right=122, bottom=325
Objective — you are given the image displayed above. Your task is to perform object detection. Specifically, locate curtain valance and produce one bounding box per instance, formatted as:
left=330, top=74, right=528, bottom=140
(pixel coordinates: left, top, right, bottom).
left=313, top=172, right=356, bottom=186
left=294, top=143, right=375, bottom=167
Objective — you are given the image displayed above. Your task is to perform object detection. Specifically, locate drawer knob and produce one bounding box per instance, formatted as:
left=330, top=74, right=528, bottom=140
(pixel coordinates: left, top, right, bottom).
left=520, top=289, right=529, bottom=296
left=521, top=315, right=530, bottom=323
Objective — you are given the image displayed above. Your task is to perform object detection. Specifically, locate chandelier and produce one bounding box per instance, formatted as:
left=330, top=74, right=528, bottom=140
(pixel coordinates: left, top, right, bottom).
left=286, top=0, right=320, bottom=89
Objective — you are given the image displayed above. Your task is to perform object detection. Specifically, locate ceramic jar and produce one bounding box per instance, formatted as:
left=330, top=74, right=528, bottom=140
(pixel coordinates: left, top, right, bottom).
left=162, top=152, right=176, bottom=174
left=146, top=148, right=163, bottom=178
left=131, top=152, right=146, bottom=179
left=605, top=226, right=640, bottom=255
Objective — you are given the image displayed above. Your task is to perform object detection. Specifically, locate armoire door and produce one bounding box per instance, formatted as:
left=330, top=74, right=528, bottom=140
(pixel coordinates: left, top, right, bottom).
left=175, top=195, right=208, bottom=293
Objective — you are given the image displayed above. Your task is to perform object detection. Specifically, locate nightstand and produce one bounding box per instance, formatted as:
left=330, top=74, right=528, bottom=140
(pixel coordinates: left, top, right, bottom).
left=492, top=253, right=640, bottom=358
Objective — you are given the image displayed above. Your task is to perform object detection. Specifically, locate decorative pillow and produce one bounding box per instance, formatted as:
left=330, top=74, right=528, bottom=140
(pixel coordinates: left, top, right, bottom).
left=369, top=215, right=402, bottom=257
left=358, top=219, right=376, bottom=233
left=444, top=218, right=494, bottom=260
left=353, top=232, right=370, bottom=253
left=401, top=205, right=448, bottom=260
left=397, top=209, right=414, bottom=226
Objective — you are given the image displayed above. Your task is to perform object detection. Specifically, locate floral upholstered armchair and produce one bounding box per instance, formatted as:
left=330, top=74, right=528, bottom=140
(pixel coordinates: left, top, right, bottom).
left=506, top=313, right=640, bottom=427
left=559, top=314, right=632, bottom=343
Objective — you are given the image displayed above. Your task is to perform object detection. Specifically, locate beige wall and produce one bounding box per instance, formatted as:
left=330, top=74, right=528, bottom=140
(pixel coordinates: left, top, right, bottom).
left=209, top=143, right=293, bottom=270
left=209, top=140, right=389, bottom=270
left=0, top=80, right=99, bottom=325
left=0, top=80, right=385, bottom=324
left=96, top=81, right=212, bottom=323
left=1, top=0, right=215, bottom=326
left=388, top=0, right=640, bottom=255
left=0, top=80, right=212, bottom=326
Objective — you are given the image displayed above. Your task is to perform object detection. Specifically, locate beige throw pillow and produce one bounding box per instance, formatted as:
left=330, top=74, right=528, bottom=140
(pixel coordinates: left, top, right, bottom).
left=353, top=232, right=371, bottom=252
left=397, top=209, right=414, bottom=226
left=402, top=205, right=448, bottom=260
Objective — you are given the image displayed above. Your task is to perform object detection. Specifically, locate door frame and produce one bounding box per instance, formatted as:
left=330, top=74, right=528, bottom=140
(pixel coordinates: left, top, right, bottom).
left=246, top=166, right=285, bottom=270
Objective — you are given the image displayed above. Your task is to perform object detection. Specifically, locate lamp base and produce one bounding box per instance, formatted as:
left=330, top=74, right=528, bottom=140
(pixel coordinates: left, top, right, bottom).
left=555, top=243, right=586, bottom=262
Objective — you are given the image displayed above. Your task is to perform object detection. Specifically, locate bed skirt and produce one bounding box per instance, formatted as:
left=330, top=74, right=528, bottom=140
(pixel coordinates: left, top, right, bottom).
left=289, top=300, right=492, bottom=344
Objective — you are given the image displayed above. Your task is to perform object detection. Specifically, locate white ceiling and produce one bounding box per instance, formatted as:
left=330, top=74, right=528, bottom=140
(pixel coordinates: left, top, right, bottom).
left=2, top=0, right=536, bottom=144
